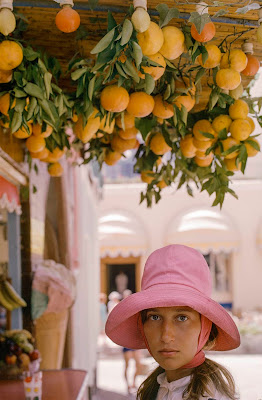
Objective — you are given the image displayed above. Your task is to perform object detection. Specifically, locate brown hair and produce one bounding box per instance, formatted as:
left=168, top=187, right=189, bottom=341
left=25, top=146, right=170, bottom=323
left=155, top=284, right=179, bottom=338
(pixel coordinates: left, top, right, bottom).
left=136, top=311, right=238, bottom=400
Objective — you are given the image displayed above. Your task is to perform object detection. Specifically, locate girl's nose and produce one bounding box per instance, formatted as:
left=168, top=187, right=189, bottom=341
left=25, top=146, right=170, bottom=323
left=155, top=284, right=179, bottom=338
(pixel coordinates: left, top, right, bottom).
left=160, top=320, right=176, bottom=343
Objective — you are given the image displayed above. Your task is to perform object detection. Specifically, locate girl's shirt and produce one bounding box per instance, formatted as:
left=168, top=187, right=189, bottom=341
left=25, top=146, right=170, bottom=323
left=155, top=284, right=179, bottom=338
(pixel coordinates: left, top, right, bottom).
left=156, top=372, right=231, bottom=400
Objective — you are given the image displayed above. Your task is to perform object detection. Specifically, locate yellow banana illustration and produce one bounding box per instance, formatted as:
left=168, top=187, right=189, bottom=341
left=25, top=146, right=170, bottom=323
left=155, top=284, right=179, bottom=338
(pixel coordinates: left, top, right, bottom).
left=2, top=280, right=27, bottom=308
left=0, top=281, right=14, bottom=311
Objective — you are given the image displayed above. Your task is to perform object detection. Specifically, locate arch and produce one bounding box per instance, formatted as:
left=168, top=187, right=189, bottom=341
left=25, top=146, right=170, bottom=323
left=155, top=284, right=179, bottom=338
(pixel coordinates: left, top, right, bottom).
left=99, top=209, right=148, bottom=257
left=165, top=207, right=239, bottom=254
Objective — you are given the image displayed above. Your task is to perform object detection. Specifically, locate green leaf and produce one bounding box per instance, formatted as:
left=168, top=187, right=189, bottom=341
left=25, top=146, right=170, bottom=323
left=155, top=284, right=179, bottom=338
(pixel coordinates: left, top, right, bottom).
left=208, top=91, right=219, bottom=111
left=213, top=9, right=228, bottom=18
left=44, top=72, right=52, bottom=99
left=27, top=97, right=37, bottom=121
left=195, top=68, right=206, bottom=85
left=120, top=19, right=133, bottom=46
left=122, top=59, right=140, bottom=82
left=115, top=63, right=128, bottom=78
left=38, top=58, right=47, bottom=73
left=189, top=12, right=211, bottom=34
left=24, top=83, right=44, bottom=100
left=90, top=28, right=116, bottom=54
left=10, top=111, right=22, bottom=133
left=23, top=47, right=39, bottom=61
left=222, top=144, right=240, bottom=157
left=218, top=128, right=228, bottom=140
left=156, top=4, right=180, bottom=28
left=180, top=105, right=188, bottom=124
left=245, top=139, right=260, bottom=151
left=135, top=118, right=157, bottom=140
left=164, top=85, right=171, bottom=101
left=145, top=73, right=155, bottom=95
left=14, top=98, right=26, bottom=113
left=39, top=99, right=56, bottom=124
left=13, top=88, right=27, bottom=98
left=236, top=3, right=260, bottom=14
left=199, top=130, right=215, bottom=139
left=107, top=11, right=117, bottom=31
left=132, top=41, right=143, bottom=68
left=88, top=75, right=96, bottom=100
left=71, top=67, right=88, bottom=81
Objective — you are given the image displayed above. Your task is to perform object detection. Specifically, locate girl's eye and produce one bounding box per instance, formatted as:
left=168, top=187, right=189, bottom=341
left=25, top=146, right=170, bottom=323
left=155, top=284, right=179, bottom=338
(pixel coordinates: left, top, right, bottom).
left=148, top=314, right=160, bottom=321
left=177, top=315, right=188, bottom=322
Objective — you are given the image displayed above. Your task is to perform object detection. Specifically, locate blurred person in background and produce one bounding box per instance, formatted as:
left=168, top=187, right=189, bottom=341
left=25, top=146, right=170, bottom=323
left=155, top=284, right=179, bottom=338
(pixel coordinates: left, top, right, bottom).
left=107, top=291, right=121, bottom=313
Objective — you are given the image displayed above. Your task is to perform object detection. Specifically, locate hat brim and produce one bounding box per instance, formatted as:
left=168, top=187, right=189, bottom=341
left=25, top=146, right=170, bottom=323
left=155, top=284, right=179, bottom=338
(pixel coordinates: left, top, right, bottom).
left=105, top=284, right=240, bottom=351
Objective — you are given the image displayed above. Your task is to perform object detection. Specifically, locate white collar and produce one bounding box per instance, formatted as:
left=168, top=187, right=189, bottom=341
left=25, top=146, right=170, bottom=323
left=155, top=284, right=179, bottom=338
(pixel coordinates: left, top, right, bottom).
left=157, top=372, right=191, bottom=394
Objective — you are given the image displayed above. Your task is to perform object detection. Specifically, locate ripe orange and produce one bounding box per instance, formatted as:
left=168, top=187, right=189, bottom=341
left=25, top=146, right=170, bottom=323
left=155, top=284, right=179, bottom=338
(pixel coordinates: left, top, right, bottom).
left=137, top=21, right=164, bottom=56
left=100, top=85, right=129, bottom=113
left=198, top=44, right=221, bottom=69
left=0, top=41, right=23, bottom=70
left=244, top=138, right=260, bottom=157
left=0, top=93, right=10, bottom=116
left=194, top=152, right=213, bottom=167
left=139, top=53, right=166, bottom=81
left=48, top=162, right=63, bottom=177
left=32, top=123, right=53, bottom=138
left=141, top=170, right=154, bottom=184
left=74, top=110, right=100, bottom=143
left=118, top=126, right=138, bottom=139
left=149, top=132, right=172, bottom=155
left=116, top=113, right=135, bottom=130
left=212, top=115, right=232, bottom=134
left=224, top=157, right=241, bottom=171
left=26, top=135, right=46, bottom=153
left=230, top=119, right=252, bottom=141
left=191, top=21, right=216, bottom=43
left=229, top=99, right=249, bottom=120
left=241, top=54, right=260, bottom=77
left=55, top=5, right=80, bottom=33
left=180, top=134, right=197, bottom=158
left=30, top=148, right=49, bottom=160
left=221, top=137, right=240, bottom=159
left=152, top=95, right=174, bottom=119
left=0, top=69, right=12, bottom=83
left=246, top=116, right=255, bottom=133
left=220, top=49, right=247, bottom=72
left=13, top=124, right=32, bottom=139
left=216, top=68, right=241, bottom=90
left=157, top=180, right=167, bottom=189
left=193, top=119, right=216, bottom=141
left=111, top=135, right=137, bottom=152
left=104, top=149, right=122, bottom=165
left=173, top=78, right=196, bottom=112
left=193, top=137, right=213, bottom=151
left=99, top=115, right=115, bottom=134
left=126, top=92, right=154, bottom=118
left=159, top=26, right=185, bottom=60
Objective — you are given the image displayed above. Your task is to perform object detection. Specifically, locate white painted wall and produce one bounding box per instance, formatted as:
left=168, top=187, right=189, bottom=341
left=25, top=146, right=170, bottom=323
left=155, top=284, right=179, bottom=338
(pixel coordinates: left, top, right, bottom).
left=99, top=179, right=262, bottom=312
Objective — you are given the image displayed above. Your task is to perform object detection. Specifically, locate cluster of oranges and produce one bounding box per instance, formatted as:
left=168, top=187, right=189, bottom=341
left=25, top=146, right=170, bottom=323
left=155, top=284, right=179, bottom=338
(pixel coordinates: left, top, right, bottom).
left=180, top=99, right=259, bottom=170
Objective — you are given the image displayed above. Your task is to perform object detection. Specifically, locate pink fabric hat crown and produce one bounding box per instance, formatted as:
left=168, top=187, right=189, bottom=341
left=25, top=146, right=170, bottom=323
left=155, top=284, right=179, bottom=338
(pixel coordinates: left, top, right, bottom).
left=105, top=245, right=240, bottom=351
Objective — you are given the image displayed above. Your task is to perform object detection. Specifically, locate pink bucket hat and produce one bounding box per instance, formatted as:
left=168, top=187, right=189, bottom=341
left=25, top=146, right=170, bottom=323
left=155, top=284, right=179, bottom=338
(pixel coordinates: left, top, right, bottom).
left=106, top=245, right=240, bottom=351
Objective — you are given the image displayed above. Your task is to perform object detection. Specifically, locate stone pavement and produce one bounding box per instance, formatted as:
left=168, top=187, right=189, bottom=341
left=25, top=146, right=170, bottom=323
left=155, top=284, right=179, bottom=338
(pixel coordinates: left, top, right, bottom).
left=92, top=388, right=134, bottom=400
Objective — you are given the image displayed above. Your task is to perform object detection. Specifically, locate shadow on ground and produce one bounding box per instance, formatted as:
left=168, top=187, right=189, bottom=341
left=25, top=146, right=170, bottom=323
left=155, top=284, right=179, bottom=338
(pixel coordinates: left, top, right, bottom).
left=93, top=388, right=136, bottom=400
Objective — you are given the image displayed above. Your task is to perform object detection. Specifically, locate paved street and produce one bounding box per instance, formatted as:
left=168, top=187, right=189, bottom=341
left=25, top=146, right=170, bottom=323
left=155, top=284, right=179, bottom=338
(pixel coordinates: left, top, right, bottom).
left=95, top=350, right=262, bottom=400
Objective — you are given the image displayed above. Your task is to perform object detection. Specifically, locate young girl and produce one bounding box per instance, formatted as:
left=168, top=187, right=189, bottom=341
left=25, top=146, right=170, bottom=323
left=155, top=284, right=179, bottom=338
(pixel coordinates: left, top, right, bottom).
left=105, top=244, right=240, bottom=400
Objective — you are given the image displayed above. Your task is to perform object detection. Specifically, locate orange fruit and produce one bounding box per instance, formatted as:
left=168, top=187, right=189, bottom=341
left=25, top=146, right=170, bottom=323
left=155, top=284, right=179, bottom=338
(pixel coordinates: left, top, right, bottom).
left=241, top=54, right=260, bottom=77
left=0, top=69, right=12, bottom=83
left=198, top=44, right=221, bottom=69
left=0, top=41, right=23, bottom=70
left=212, top=115, right=232, bottom=134
left=159, top=26, right=185, bottom=60
left=246, top=116, right=255, bottom=133
left=173, top=78, right=196, bottom=112
left=118, top=126, right=138, bottom=139
left=139, top=53, right=166, bottom=81
left=13, top=124, right=32, bottom=139
left=180, top=134, right=197, bottom=158
left=141, top=170, right=154, bottom=184
left=55, top=5, right=80, bottom=33
left=100, top=85, right=129, bottom=113
left=32, top=123, right=53, bottom=138
left=193, top=137, right=213, bottom=151
left=0, top=93, right=10, bottom=116
left=157, top=180, right=167, bottom=189
left=99, top=115, right=115, bottom=134
left=244, top=138, right=260, bottom=157
left=72, top=113, right=78, bottom=122
left=229, top=99, right=249, bottom=120
left=194, top=152, right=214, bottom=167
left=74, top=110, right=100, bottom=143
left=191, top=21, right=216, bottom=43
left=116, top=113, right=135, bottom=130
left=137, top=21, right=164, bottom=56
left=220, top=49, right=247, bottom=72
left=126, top=92, right=154, bottom=118
left=111, top=135, right=137, bottom=152
left=104, top=149, right=122, bottom=165
left=193, top=119, right=216, bottom=141
left=221, top=137, right=240, bottom=159
left=224, top=157, right=241, bottom=171
left=229, top=119, right=252, bottom=141
left=26, top=135, right=46, bottom=153
left=152, top=95, right=174, bottom=119
left=30, top=148, right=49, bottom=160
left=149, top=132, right=172, bottom=155
left=216, top=68, right=241, bottom=90
left=48, top=162, right=63, bottom=177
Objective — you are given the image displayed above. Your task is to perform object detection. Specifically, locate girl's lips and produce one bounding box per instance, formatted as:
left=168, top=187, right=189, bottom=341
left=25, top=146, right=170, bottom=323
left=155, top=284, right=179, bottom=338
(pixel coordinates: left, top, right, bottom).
left=159, top=349, right=179, bottom=356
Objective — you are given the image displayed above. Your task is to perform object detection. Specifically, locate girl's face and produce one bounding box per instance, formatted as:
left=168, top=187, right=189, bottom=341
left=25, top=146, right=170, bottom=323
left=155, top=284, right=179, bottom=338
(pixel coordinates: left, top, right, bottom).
left=143, top=306, right=201, bottom=381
